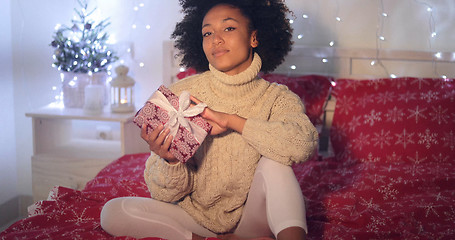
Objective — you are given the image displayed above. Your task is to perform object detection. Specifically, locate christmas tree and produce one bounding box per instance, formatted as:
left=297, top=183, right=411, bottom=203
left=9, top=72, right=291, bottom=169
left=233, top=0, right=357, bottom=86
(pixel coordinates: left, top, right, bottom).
left=51, top=0, right=118, bottom=73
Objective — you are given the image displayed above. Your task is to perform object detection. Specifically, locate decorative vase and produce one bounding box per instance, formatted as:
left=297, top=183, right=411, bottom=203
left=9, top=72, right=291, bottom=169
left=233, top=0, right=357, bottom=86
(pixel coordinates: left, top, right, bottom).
left=60, top=71, right=108, bottom=108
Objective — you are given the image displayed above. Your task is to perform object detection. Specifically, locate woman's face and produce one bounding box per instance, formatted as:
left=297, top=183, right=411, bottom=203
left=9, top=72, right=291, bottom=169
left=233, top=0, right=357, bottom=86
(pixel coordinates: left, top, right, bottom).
left=201, top=4, right=258, bottom=76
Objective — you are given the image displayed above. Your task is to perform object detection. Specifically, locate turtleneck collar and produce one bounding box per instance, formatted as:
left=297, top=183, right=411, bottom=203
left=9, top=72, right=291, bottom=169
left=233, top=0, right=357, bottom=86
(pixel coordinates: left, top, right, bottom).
left=208, top=52, right=267, bottom=100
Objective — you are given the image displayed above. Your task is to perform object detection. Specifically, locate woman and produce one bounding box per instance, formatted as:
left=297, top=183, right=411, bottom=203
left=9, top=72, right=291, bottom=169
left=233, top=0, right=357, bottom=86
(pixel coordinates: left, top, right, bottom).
left=101, top=1, right=318, bottom=239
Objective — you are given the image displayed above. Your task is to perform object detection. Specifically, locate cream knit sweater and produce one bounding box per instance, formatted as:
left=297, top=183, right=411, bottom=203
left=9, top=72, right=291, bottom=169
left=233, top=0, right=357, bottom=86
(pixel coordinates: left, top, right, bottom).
left=144, top=53, right=318, bottom=233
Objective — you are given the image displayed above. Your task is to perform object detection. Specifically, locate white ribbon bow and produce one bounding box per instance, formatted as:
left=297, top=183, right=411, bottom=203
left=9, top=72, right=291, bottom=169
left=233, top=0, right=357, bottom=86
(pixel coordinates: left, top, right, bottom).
left=148, top=90, right=208, bottom=143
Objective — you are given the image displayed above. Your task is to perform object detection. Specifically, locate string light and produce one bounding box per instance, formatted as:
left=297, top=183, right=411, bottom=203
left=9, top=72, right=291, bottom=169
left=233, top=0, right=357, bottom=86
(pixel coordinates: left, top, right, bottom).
left=128, top=2, right=153, bottom=68
left=414, top=0, right=443, bottom=78
left=328, top=0, right=341, bottom=49
left=372, top=0, right=390, bottom=77
left=434, top=52, right=442, bottom=59
left=45, top=1, right=450, bottom=104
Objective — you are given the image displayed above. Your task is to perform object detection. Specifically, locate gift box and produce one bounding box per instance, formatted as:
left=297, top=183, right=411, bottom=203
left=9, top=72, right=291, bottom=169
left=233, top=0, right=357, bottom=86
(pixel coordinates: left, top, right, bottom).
left=133, top=85, right=212, bottom=163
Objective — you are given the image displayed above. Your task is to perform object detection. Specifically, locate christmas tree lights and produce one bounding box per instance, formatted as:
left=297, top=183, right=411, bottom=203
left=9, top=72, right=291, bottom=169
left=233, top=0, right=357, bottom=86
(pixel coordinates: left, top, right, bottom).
left=50, top=0, right=118, bottom=74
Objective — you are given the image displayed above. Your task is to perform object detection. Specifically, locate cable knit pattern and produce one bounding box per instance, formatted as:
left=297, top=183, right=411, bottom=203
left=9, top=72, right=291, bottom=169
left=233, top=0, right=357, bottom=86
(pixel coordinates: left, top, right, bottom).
left=143, top=53, right=318, bottom=233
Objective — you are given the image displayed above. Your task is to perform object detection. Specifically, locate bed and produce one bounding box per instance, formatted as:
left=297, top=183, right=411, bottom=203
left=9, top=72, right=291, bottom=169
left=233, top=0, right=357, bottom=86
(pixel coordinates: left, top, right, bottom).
left=2, top=44, right=455, bottom=239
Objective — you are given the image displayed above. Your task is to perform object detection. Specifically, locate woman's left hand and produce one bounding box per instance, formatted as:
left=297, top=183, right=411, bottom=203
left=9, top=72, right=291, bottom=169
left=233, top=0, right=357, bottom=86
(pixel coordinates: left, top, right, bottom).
left=190, top=96, right=246, bottom=135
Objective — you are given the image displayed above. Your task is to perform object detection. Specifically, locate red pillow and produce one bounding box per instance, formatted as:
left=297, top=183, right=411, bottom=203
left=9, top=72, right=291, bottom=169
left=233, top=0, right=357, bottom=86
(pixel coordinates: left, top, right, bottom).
left=177, top=70, right=333, bottom=126
left=176, top=68, right=197, bottom=80
left=330, top=77, right=455, bottom=163
left=261, top=74, right=333, bottom=125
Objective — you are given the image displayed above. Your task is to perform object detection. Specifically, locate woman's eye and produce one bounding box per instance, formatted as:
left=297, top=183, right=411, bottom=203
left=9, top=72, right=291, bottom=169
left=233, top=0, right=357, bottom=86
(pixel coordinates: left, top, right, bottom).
left=225, top=27, right=236, bottom=32
left=202, top=32, right=212, bottom=37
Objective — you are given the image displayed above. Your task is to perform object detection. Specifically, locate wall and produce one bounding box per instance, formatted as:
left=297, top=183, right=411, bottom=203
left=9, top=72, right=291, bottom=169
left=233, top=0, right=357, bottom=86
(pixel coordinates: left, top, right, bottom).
left=287, top=0, right=455, bottom=52
left=2, top=0, right=454, bottom=221
left=0, top=0, right=17, bottom=206
left=4, top=0, right=183, bottom=213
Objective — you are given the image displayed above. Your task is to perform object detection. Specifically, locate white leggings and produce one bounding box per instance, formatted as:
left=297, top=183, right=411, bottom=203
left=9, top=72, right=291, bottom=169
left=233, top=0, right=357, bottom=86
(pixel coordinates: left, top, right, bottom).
left=100, top=157, right=307, bottom=239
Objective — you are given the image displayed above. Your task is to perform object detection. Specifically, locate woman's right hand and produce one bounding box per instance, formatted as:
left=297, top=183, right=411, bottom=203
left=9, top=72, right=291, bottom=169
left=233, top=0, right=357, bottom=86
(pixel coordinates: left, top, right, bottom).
left=141, top=124, right=179, bottom=164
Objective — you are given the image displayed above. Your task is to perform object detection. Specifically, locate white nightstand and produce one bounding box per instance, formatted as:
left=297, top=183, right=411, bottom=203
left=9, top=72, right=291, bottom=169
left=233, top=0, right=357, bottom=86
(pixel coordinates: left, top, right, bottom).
left=26, top=104, right=149, bottom=202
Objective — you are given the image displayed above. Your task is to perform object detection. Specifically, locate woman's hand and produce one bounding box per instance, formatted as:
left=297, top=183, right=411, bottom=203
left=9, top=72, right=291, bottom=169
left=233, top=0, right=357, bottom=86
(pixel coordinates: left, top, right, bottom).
left=141, top=124, right=179, bottom=164
left=191, top=96, right=246, bottom=135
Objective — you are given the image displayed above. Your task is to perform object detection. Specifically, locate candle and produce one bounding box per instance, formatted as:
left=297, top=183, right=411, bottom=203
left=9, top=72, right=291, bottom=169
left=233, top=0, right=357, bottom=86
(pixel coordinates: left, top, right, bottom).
left=83, top=84, right=105, bottom=114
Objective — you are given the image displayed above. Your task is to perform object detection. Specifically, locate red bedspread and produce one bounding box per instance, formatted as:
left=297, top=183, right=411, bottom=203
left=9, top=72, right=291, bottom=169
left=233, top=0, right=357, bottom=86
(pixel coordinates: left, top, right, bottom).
left=2, top=76, right=454, bottom=239
left=2, top=152, right=454, bottom=239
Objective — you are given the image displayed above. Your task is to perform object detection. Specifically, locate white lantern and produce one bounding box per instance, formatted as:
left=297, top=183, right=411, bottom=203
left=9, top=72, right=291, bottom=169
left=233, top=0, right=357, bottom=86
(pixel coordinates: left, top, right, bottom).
left=110, top=65, right=135, bottom=113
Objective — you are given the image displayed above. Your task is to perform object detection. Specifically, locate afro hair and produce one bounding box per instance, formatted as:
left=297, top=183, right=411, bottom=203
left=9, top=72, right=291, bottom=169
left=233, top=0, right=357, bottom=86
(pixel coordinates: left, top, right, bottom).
left=171, top=0, right=293, bottom=73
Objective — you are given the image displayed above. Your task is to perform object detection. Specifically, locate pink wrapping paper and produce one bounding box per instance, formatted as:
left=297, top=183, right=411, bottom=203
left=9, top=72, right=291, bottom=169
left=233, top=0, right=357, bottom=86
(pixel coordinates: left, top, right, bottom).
left=133, top=85, right=212, bottom=163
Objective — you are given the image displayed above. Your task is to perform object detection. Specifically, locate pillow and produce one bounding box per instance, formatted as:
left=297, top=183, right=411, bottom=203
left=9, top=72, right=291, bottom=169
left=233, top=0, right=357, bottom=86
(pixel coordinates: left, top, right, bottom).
left=176, top=68, right=197, bottom=80
left=330, top=77, right=455, bottom=163
left=177, top=70, right=334, bottom=126
left=260, top=74, right=333, bottom=126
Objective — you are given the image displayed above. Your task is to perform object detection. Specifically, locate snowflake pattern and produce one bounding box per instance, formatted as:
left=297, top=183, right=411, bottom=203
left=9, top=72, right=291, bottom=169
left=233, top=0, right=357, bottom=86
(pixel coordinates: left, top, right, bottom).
left=420, top=90, right=439, bottom=103
left=371, top=129, right=393, bottom=149
left=414, top=199, right=442, bottom=218
left=395, top=128, right=415, bottom=149
left=418, top=129, right=438, bottom=149
left=325, top=77, right=455, bottom=238
left=407, top=105, right=427, bottom=124
left=410, top=78, right=431, bottom=89
left=444, top=89, right=455, bottom=102
left=407, top=151, right=427, bottom=165
left=375, top=91, right=395, bottom=104
left=337, top=95, right=354, bottom=115
left=363, top=109, right=382, bottom=126
left=384, top=106, right=405, bottom=123
left=357, top=93, right=374, bottom=108
left=386, top=152, right=403, bottom=162
left=65, top=208, right=95, bottom=226
left=360, top=152, right=381, bottom=163
left=377, top=183, right=399, bottom=200
left=347, top=115, right=362, bottom=132
left=429, top=105, right=449, bottom=125
left=366, top=215, right=387, bottom=233
left=352, top=132, right=370, bottom=151
left=398, top=90, right=417, bottom=103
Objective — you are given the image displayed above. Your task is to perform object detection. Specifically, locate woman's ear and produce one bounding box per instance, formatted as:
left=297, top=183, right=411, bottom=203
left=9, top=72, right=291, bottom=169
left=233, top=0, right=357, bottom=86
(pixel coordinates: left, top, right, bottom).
left=250, top=30, right=258, bottom=48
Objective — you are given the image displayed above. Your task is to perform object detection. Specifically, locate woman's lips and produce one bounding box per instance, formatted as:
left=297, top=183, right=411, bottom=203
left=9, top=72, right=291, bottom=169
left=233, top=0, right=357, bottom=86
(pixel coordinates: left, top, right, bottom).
left=212, top=49, right=229, bottom=57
